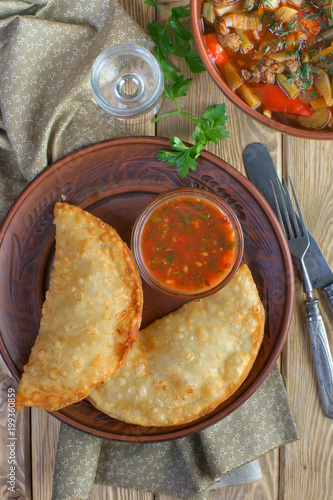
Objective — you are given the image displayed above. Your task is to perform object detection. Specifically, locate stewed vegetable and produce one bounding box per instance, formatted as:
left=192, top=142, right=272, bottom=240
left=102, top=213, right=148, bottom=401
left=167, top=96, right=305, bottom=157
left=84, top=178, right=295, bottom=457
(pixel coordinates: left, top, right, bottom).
left=201, top=0, right=333, bottom=130
left=140, top=195, right=237, bottom=293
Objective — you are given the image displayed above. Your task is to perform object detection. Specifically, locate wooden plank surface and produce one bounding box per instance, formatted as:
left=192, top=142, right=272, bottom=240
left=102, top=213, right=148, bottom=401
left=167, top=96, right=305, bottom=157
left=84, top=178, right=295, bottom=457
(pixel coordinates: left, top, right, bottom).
left=0, top=0, right=332, bottom=499
left=280, top=138, right=333, bottom=500
left=0, top=365, right=32, bottom=500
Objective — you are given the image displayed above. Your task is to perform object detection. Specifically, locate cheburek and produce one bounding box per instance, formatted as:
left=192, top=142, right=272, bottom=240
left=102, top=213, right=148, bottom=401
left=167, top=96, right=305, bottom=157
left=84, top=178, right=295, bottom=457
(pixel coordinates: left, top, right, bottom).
left=15, top=202, right=143, bottom=412
left=89, top=264, right=265, bottom=426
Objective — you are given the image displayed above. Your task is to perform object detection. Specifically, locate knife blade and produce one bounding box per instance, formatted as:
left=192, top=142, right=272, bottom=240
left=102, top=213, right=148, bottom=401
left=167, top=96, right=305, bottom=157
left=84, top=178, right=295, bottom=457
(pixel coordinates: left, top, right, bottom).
left=242, top=142, right=333, bottom=309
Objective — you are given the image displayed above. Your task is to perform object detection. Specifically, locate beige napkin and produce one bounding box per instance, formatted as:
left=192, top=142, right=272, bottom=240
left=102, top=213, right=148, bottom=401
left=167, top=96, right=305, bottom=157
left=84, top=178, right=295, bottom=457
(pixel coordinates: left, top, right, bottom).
left=0, top=0, right=153, bottom=223
left=0, top=1, right=298, bottom=499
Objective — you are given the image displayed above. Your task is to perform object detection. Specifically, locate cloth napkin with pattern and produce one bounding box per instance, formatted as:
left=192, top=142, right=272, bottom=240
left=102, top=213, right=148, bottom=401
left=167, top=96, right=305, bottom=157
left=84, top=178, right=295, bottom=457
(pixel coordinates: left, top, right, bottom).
left=0, top=1, right=298, bottom=500
left=0, top=0, right=152, bottom=223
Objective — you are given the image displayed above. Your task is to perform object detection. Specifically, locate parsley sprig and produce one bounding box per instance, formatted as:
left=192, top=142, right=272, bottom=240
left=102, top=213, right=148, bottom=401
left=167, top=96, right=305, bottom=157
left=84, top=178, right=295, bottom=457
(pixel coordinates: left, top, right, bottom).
left=145, top=0, right=204, bottom=79
left=144, top=0, right=229, bottom=178
left=155, top=104, right=228, bottom=178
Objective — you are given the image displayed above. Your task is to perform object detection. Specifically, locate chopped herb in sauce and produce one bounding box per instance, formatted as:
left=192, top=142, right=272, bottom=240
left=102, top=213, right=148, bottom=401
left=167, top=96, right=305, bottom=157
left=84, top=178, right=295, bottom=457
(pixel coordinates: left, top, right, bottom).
left=141, top=195, right=237, bottom=293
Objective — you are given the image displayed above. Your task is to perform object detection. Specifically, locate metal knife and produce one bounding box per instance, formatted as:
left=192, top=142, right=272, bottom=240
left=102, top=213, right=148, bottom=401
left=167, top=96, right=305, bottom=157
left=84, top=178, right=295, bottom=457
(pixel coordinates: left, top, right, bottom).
left=242, top=142, right=333, bottom=310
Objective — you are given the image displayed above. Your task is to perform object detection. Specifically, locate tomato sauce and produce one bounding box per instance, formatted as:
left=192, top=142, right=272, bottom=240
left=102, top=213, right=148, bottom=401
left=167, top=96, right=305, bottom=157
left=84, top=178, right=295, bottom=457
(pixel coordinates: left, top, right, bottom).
left=140, top=195, right=237, bottom=293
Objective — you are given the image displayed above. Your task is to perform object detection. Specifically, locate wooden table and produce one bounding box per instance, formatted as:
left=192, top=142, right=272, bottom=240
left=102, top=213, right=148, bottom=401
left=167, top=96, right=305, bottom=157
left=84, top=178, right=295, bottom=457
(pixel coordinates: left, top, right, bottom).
left=1, top=1, right=332, bottom=498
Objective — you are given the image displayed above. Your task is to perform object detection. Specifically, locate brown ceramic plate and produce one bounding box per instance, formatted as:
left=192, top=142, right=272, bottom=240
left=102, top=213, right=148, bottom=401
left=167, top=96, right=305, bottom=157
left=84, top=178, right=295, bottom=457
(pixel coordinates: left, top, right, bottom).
left=0, top=136, right=294, bottom=442
left=190, top=0, right=333, bottom=140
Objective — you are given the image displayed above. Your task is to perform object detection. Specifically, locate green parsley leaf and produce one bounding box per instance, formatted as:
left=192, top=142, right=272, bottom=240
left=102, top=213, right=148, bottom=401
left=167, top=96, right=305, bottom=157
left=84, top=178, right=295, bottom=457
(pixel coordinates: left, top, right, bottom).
left=170, top=136, right=189, bottom=152
left=184, top=51, right=205, bottom=73
left=154, top=46, right=179, bottom=81
left=169, top=17, right=192, bottom=43
left=146, top=3, right=204, bottom=81
left=162, top=76, right=192, bottom=100
left=157, top=145, right=200, bottom=178
left=155, top=103, right=228, bottom=177
left=170, top=5, right=191, bottom=20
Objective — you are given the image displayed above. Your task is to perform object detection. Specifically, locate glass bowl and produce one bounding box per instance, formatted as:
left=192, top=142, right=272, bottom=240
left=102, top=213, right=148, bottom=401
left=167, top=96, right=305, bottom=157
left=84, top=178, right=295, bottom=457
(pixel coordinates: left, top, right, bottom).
left=90, top=43, right=164, bottom=119
left=131, top=188, right=244, bottom=298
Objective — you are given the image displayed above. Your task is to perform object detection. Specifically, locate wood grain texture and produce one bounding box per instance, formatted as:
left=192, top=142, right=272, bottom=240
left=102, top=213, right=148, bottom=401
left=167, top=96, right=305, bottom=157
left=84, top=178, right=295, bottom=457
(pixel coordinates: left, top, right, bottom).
left=280, top=137, right=333, bottom=500
left=0, top=359, right=32, bottom=500
left=31, top=408, right=60, bottom=500
left=91, top=485, right=153, bottom=500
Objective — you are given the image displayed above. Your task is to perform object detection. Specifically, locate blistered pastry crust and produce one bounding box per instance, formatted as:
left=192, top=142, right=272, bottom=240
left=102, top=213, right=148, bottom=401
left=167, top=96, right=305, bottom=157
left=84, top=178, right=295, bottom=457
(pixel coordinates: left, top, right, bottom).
left=15, top=202, right=143, bottom=412
left=89, top=264, right=265, bottom=426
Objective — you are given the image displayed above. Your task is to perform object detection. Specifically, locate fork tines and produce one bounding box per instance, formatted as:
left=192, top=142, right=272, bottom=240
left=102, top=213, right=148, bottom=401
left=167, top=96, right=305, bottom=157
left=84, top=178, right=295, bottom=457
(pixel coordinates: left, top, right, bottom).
left=271, top=176, right=307, bottom=241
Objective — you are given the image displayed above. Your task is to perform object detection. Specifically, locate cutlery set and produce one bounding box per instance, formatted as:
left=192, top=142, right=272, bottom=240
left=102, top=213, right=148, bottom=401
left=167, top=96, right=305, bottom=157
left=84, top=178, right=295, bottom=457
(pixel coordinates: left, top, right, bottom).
left=243, top=143, right=333, bottom=418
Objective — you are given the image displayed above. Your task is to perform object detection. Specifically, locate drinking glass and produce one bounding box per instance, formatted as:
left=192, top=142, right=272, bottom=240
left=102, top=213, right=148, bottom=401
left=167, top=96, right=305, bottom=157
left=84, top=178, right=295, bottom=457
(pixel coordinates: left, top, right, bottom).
left=90, top=43, right=164, bottom=123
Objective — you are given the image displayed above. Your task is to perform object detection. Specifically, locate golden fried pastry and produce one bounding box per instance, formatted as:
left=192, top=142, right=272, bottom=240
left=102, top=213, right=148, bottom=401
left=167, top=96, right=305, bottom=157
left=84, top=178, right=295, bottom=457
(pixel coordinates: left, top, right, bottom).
left=89, top=264, right=265, bottom=426
left=15, top=202, right=143, bottom=412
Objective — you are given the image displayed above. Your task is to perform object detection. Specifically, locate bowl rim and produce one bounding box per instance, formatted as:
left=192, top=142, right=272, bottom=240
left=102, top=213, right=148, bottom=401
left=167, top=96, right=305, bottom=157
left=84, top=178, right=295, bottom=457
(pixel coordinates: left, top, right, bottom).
left=190, top=0, right=333, bottom=140
left=130, top=187, right=244, bottom=299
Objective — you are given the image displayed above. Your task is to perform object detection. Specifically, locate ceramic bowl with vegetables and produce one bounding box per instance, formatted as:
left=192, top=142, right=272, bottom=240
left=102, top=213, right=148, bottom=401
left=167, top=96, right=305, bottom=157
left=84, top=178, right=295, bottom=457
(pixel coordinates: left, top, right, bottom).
left=191, top=0, right=333, bottom=138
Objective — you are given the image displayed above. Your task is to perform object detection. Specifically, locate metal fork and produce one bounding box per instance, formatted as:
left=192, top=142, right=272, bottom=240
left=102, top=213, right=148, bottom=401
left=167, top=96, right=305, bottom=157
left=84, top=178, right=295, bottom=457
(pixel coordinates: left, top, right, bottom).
left=271, top=177, right=333, bottom=418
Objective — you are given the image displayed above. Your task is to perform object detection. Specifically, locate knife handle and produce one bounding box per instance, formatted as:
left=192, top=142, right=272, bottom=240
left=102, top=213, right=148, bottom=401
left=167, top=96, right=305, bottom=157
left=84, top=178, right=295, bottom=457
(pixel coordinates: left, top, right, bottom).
left=322, top=283, right=333, bottom=311
left=304, top=297, right=333, bottom=418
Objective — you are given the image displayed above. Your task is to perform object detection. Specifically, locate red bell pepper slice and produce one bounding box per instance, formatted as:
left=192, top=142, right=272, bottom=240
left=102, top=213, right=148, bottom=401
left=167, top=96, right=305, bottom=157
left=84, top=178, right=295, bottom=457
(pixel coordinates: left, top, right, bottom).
left=299, top=7, right=323, bottom=38
left=255, top=84, right=313, bottom=116
left=203, top=33, right=228, bottom=68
